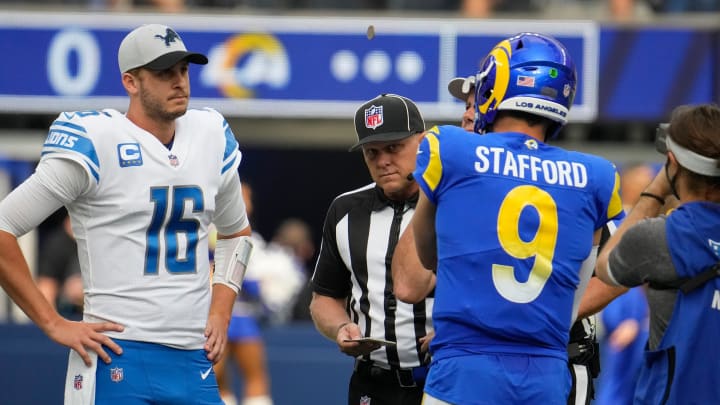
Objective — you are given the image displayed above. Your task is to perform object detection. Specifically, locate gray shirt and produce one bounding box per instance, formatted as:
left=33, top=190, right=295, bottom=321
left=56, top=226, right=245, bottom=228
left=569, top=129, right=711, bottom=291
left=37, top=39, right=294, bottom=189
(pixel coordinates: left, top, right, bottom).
left=607, top=216, right=677, bottom=350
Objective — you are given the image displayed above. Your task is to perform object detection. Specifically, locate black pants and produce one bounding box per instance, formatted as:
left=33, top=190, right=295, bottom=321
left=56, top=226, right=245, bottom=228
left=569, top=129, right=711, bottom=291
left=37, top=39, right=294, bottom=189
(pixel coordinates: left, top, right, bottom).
left=567, top=317, right=599, bottom=405
left=568, top=362, right=595, bottom=405
left=348, top=361, right=425, bottom=405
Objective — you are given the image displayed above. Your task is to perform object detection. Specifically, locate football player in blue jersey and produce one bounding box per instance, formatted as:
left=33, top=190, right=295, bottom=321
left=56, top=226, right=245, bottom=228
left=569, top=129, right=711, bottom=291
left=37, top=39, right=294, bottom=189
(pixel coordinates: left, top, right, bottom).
left=441, top=71, right=608, bottom=405
left=395, top=32, right=624, bottom=404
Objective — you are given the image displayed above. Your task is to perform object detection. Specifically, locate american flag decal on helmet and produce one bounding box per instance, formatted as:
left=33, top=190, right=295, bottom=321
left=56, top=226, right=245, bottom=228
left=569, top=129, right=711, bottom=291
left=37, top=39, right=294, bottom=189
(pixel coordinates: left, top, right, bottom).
left=364, top=105, right=383, bottom=129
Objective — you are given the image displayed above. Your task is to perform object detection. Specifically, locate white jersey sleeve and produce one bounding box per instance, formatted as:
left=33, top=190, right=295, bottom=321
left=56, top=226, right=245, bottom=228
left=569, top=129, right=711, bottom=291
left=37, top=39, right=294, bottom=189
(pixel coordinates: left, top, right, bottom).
left=0, top=158, right=90, bottom=236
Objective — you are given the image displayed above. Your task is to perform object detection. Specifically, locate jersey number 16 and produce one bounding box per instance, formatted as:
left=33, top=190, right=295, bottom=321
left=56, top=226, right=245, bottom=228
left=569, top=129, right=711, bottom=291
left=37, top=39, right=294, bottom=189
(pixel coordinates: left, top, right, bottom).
left=145, top=185, right=203, bottom=275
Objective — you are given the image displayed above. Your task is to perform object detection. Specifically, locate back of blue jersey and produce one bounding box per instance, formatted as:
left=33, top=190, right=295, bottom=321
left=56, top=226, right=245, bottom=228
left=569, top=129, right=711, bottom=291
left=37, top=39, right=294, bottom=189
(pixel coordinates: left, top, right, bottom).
left=413, top=125, right=623, bottom=360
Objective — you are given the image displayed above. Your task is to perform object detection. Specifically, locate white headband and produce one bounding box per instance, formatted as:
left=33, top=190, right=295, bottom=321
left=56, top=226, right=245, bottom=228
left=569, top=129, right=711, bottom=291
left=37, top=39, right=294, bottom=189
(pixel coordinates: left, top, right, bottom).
left=666, top=135, right=720, bottom=176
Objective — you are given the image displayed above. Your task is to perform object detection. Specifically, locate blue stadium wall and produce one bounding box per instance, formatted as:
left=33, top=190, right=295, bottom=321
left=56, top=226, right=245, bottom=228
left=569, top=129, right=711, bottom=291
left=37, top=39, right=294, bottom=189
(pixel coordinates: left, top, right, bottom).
left=0, top=322, right=352, bottom=405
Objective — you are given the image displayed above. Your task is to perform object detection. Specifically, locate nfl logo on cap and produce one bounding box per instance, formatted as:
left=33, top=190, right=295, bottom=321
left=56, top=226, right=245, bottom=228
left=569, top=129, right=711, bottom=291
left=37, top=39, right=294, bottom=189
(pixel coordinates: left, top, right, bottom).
left=365, top=105, right=384, bottom=129
left=350, top=94, right=425, bottom=152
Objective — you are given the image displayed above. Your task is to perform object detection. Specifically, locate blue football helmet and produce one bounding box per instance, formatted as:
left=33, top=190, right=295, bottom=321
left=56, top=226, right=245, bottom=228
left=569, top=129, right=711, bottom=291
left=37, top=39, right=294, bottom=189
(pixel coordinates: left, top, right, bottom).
left=474, top=32, right=577, bottom=138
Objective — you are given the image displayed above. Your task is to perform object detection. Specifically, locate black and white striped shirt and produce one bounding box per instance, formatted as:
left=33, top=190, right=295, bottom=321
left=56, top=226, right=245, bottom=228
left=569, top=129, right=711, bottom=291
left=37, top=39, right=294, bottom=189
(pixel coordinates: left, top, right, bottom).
left=311, top=183, right=433, bottom=370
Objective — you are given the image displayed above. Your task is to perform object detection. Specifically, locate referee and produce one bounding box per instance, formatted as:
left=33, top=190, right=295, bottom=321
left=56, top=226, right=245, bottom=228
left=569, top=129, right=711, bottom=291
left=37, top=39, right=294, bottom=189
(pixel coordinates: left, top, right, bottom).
left=310, top=94, right=434, bottom=405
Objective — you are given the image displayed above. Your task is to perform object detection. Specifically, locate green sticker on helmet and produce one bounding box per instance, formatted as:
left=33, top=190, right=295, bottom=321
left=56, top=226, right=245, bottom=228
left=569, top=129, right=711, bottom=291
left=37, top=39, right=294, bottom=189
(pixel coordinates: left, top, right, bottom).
left=549, top=68, right=558, bottom=78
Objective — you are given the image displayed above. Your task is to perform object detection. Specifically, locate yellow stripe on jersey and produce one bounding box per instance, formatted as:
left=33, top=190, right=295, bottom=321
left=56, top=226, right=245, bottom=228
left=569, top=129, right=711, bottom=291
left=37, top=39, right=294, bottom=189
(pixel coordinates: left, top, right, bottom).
left=422, top=131, right=443, bottom=192
left=607, top=170, right=624, bottom=219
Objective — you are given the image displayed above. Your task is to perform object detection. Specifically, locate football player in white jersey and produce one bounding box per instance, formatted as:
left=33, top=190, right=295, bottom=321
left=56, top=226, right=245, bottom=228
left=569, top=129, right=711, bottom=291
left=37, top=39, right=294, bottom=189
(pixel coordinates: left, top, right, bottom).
left=0, top=24, right=252, bottom=404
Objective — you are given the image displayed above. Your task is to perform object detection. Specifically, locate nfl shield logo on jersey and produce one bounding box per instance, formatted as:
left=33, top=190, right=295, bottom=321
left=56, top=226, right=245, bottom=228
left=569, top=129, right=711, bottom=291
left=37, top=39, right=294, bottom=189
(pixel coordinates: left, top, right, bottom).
left=168, top=153, right=179, bottom=167
left=110, top=367, right=124, bottom=383
left=73, top=374, right=83, bottom=390
left=359, top=395, right=371, bottom=405
left=365, top=105, right=383, bottom=129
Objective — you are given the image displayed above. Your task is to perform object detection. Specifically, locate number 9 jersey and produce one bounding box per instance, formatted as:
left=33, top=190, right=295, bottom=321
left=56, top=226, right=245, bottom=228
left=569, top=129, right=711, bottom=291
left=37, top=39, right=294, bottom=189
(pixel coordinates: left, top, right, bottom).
left=413, top=125, right=624, bottom=361
left=40, top=108, right=246, bottom=350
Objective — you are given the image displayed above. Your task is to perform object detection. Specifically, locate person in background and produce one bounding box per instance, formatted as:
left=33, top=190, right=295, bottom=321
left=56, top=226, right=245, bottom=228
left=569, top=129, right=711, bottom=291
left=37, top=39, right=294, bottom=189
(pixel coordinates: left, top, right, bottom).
left=397, top=33, right=624, bottom=403
left=272, top=218, right=315, bottom=272
left=36, top=213, right=84, bottom=320
left=595, top=286, right=648, bottom=405
left=447, top=75, right=476, bottom=132
left=310, top=94, right=434, bottom=405
left=214, top=182, right=305, bottom=405
left=0, top=24, right=252, bottom=404
left=270, top=218, right=316, bottom=322
left=619, top=162, right=658, bottom=211
left=592, top=162, right=654, bottom=405
left=595, top=103, right=720, bottom=404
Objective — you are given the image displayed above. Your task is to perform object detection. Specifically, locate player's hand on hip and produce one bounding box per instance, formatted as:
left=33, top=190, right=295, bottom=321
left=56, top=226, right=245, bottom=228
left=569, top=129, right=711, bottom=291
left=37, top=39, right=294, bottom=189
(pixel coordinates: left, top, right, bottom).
left=46, top=318, right=124, bottom=366
left=337, top=322, right=381, bottom=357
left=203, top=313, right=228, bottom=364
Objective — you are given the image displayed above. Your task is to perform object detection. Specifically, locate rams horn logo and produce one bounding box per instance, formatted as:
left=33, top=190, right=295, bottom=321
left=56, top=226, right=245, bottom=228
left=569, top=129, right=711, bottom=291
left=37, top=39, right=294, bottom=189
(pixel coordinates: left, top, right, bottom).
left=155, top=29, right=180, bottom=47
left=201, top=33, right=290, bottom=99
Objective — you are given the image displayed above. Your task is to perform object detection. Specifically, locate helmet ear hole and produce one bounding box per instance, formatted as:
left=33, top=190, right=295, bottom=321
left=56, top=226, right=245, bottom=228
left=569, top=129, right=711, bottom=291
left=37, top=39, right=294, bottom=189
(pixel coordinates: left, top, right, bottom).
left=516, top=39, right=524, bottom=50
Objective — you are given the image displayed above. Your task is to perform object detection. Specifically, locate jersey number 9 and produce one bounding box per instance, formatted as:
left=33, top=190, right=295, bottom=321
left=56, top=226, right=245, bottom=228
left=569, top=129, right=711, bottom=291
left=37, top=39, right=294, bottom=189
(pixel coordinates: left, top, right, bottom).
left=492, top=185, right=558, bottom=303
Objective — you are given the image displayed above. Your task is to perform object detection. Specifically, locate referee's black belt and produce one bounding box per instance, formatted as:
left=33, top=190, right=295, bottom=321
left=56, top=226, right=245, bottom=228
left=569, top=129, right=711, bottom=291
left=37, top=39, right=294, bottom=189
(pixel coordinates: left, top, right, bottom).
left=353, top=359, right=427, bottom=388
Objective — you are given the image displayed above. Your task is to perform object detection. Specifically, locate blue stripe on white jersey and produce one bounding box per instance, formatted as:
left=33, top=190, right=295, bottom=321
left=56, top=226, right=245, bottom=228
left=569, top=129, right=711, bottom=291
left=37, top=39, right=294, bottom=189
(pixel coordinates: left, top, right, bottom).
left=43, top=119, right=100, bottom=182
left=221, top=119, right=239, bottom=175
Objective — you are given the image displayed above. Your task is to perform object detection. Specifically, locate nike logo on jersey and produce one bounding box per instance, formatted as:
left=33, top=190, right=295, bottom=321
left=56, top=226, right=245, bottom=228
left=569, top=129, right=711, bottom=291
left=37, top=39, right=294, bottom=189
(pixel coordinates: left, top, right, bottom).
left=200, top=366, right=213, bottom=380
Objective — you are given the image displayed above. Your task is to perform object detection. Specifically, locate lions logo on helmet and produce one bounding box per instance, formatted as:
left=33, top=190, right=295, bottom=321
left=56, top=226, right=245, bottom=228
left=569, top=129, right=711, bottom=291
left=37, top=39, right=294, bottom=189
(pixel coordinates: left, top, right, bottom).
left=474, top=32, right=577, bottom=139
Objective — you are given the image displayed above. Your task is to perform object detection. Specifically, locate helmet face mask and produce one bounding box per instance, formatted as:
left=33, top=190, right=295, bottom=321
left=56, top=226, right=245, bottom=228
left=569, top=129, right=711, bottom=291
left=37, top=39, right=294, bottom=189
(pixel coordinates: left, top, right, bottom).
left=473, top=33, right=578, bottom=138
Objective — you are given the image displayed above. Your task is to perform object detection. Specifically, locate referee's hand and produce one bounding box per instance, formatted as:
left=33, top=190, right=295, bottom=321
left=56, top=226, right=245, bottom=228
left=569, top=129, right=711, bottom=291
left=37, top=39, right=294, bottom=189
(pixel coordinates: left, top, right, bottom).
left=336, top=322, right=381, bottom=357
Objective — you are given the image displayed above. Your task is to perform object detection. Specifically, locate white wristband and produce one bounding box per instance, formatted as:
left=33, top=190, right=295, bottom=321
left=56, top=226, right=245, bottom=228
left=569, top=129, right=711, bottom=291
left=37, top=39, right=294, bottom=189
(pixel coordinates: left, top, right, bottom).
left=213, top=235, right=254, bottom=293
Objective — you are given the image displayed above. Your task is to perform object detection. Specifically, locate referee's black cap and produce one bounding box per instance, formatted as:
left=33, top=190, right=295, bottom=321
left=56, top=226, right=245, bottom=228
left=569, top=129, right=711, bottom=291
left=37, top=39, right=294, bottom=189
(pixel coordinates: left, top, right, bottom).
left=350, top=94, right=425, bottom=152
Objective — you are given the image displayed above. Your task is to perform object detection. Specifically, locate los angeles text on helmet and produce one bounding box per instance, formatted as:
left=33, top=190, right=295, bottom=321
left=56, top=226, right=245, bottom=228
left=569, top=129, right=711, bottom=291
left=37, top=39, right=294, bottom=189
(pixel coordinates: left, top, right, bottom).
left=515, top=101, right=568, bottom=118
left=474, top=146, right=588, bottom=188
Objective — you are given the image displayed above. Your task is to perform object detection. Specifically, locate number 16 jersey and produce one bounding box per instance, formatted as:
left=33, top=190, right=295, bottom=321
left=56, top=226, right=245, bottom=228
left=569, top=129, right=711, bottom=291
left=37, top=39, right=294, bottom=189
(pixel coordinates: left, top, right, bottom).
left=40, top=108, right=244, bottom=350
left=413, top=125, right=624, bottom=361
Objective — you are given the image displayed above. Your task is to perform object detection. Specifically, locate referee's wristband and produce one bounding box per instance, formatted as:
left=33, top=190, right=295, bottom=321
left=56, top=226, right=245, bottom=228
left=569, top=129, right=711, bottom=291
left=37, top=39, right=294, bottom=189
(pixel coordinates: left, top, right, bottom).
left=640, top=192, right=665, bottom=205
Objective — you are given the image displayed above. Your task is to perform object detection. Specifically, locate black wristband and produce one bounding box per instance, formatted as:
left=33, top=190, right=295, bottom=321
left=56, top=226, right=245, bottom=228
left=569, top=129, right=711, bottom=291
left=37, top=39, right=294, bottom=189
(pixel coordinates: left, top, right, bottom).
left=640, top=192, right=665, bottom=205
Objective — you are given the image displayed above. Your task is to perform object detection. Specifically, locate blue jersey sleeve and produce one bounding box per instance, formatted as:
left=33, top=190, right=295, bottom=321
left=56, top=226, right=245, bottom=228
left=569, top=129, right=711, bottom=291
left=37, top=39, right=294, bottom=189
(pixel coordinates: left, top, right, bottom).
left=414, top=125, right=469, bottom=205
left=590, top=157, right=624, bottom=229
